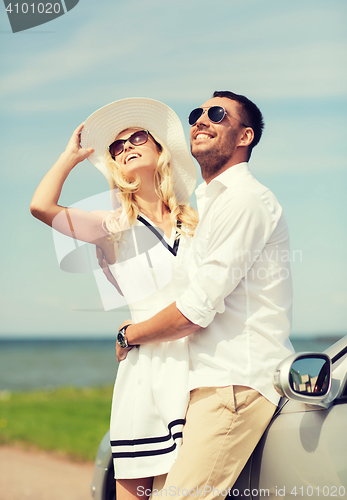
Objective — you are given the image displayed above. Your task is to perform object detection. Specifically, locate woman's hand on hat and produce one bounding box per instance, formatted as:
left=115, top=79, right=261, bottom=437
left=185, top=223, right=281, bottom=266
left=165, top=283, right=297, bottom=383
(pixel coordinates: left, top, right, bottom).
left=64, top=123, right=94, bottom=165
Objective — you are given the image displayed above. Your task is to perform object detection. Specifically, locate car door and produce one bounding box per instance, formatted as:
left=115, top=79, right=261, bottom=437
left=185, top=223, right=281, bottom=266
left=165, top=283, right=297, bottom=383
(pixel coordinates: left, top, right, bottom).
left=231, top=341, right=347, bottom=500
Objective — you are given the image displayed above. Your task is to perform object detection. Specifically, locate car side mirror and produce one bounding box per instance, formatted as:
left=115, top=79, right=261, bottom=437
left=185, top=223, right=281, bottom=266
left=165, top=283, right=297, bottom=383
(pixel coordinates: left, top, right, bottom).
left=274, top=353, right=332, bottom=405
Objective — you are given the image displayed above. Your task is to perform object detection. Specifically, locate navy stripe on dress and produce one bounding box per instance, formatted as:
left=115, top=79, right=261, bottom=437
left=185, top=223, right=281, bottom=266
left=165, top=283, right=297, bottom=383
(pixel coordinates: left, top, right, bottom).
left=112, top=443, right=178, bottom=459
left=111, top=419, right=185, bottom=459
left=137, top=216, right=181, bottom=256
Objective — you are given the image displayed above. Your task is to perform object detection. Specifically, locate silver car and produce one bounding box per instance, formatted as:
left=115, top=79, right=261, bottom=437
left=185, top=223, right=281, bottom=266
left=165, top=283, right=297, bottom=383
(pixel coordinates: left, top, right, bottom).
left=91, top=336, right=347, bottom=499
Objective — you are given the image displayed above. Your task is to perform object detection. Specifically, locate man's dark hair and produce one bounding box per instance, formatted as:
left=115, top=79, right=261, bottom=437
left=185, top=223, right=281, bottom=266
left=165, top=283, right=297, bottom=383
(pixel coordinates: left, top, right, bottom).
left=213, top=91, right=264, bottom=158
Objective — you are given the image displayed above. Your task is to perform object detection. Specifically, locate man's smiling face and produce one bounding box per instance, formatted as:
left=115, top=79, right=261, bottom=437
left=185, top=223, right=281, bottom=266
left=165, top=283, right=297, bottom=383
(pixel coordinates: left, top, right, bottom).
left=190, top=97, right=246, bottom=182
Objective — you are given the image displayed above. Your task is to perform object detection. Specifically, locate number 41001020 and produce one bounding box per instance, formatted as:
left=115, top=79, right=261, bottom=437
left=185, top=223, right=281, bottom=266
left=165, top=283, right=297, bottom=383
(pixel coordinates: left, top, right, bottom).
left=6, top=3, right=62, bottom=14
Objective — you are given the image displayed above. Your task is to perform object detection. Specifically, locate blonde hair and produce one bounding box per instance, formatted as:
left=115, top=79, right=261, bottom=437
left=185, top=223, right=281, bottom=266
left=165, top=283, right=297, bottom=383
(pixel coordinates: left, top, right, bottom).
left=103, top=130, right=199, bottom=241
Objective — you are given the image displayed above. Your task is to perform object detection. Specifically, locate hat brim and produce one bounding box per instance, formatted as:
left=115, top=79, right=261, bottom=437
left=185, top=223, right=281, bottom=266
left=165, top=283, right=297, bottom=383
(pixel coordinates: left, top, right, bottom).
left=81, top=97, right=197, bottom=203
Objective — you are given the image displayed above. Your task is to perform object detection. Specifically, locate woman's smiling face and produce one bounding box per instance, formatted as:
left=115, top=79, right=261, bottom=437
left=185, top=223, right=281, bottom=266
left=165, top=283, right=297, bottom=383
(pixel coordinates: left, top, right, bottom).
left=115, top=128, right=161, bottom=182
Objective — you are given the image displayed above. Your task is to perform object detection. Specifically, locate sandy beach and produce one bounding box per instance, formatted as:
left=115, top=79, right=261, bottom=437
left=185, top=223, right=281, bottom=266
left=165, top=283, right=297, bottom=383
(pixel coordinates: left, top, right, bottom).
left=0, top=446, right=95, bottom=500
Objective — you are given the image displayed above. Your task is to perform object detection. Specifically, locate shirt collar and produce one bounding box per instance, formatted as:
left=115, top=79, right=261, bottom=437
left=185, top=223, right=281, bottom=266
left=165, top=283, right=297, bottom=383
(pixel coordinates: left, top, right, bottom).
left=195, top=162, right=249, bottom=198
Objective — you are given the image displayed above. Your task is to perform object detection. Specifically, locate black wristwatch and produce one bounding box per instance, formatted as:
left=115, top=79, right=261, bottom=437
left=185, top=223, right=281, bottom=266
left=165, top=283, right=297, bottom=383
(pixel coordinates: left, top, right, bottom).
left=117, top=324, right=132, bottom=348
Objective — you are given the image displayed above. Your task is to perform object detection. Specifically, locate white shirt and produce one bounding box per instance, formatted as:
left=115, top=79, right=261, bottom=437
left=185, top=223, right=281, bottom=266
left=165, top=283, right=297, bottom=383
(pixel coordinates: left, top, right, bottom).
left=176, top=162, right=293, bottom=405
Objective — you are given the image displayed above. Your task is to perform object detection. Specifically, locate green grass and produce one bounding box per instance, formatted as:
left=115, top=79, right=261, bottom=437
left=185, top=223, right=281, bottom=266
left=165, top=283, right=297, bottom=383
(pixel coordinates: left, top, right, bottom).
left=0, top=386, right=113, bottom=462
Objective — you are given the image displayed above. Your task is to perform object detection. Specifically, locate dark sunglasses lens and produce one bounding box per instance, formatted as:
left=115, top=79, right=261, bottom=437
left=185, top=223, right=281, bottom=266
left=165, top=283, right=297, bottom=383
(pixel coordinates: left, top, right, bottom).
left=130, top=130, right=148, bottom=146
left=188, top=108, right=204, bottom=125
left=109, top=140, right=124, bottom=158
left=208, top=106, right=225, bottom=123
left=109, top=130, right=148, bottom=158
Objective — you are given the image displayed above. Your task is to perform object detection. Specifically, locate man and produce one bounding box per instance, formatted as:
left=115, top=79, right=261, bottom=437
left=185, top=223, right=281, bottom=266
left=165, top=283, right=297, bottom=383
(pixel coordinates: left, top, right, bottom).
left=117, top=91, right=293, bottom=498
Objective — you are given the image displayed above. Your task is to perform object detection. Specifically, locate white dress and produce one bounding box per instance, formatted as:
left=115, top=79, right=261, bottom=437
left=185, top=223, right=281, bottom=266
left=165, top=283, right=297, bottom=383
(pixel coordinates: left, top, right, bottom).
left=108, top=214, right=191, bottom=479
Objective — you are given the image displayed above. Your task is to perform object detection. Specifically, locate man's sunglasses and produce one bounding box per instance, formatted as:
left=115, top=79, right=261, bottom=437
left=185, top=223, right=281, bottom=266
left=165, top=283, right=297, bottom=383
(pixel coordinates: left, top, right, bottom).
left=188, top=106, right=248, bottom=128
left=109, top=130, right=152, bottom=159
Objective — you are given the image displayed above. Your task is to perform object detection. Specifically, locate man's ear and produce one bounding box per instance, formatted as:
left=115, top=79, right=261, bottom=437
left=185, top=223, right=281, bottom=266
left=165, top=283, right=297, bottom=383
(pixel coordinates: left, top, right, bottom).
left=239, top=127, right=254, bottom=148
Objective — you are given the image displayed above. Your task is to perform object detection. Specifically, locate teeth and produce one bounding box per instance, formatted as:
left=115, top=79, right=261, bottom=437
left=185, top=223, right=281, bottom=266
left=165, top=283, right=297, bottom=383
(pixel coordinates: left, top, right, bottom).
left=126, top=153, right=140, bottom=163
left=196, top=133, right=212, bottom=140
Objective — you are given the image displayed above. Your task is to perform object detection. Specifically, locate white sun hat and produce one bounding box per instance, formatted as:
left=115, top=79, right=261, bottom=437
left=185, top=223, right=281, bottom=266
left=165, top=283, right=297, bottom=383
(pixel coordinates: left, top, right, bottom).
left=81, top=97, right=197, bottom=202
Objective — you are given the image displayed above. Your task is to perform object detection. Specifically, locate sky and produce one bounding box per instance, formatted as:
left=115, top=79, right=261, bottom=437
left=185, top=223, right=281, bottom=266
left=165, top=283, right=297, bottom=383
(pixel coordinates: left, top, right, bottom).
left=0, top=0, right=346, bottom=339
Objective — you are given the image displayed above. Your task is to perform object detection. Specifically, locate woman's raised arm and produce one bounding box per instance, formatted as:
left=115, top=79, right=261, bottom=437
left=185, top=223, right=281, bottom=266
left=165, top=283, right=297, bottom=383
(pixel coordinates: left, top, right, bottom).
left=30, top=124, right=110, bottom=246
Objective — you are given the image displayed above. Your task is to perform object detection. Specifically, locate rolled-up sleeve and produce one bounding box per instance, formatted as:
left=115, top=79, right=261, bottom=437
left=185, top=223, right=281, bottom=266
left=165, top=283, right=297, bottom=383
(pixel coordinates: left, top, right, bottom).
left=176, top=189, right=278, bottom=328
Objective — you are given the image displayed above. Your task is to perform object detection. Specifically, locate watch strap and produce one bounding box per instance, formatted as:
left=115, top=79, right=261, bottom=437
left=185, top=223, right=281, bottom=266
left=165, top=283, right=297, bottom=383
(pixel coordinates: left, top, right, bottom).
left=117, top=324, right=131, bottom=348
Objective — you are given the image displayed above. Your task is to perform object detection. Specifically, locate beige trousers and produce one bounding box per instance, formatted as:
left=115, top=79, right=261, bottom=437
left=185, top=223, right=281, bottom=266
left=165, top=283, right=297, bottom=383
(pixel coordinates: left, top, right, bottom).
left=150, top=385, right=276, bottom=500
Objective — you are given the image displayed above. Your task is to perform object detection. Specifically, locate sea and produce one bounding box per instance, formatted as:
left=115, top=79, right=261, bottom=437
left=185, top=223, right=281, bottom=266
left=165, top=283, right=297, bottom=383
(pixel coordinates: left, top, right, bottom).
left=0, top=336, right=344, bottom=392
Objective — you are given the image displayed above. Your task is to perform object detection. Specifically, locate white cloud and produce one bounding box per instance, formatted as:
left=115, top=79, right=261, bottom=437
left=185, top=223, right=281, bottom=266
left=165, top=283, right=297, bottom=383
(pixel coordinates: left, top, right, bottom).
left=0, top=21, right=140, bottom=96
left=3, top=38, right=346, bottom=116
left=0, top=0, right=346, bottom=106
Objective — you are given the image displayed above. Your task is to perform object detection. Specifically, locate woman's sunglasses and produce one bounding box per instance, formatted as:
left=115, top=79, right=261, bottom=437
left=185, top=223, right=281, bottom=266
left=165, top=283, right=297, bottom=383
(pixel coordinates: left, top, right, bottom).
left=188, top=106, right=248, bottom=128
left=109, top=130, right=151, bottom=159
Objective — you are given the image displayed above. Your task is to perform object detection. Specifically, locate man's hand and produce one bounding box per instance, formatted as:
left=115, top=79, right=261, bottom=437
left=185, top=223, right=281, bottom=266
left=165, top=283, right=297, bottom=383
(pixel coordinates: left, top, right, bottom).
left=116, top=320, right=134, bottom=362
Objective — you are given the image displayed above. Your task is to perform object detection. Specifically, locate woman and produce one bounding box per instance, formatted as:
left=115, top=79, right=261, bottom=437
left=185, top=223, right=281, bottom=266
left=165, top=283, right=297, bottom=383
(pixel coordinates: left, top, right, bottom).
left=30, top=98, right=198, bottom=500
